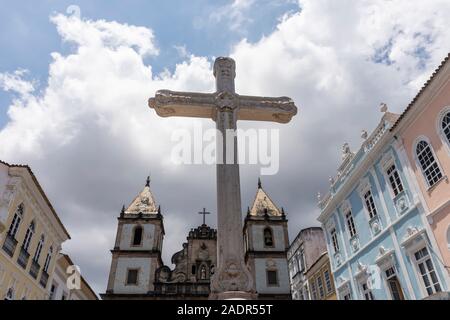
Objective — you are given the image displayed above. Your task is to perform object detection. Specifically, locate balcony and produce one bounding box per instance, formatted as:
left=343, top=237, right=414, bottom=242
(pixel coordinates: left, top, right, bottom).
left=2, top=233, right=18, bottom=257
left=29, top=260, right=40, bottom=279
left=40, top=271, right=49, bottom=288
left=17, top=246, right=30, bottom=269
left=154, top=282, right=210, bottom=296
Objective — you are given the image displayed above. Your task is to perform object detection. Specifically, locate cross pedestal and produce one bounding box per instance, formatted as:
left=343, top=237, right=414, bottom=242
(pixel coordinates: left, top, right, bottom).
left=148, top=57, right=297, bottom=299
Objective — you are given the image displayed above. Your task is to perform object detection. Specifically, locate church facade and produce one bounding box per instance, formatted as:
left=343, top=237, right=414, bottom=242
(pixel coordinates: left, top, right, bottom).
left=102, top=178, right=291, bottom=300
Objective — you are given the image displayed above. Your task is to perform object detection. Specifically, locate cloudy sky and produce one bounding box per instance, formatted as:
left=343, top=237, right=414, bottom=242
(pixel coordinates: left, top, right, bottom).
left=1, top=0, right=449, bottom=295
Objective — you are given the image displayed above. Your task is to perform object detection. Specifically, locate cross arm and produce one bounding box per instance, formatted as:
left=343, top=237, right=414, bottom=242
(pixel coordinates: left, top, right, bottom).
left=148, top=89, right=216, bottom=119
left=237, top=95, right=298, bottom=124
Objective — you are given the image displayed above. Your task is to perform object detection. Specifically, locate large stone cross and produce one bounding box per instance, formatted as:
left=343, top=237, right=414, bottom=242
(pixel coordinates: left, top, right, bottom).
left=148, top=57, right=297, bottom=299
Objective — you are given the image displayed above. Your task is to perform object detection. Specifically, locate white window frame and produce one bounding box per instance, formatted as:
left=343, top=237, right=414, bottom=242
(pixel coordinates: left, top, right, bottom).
left=381, top=152, right=405, bottom=199
left=436, top=106, right=450, bottom=155
left=22, top=221, right=35, bottom=252
left=344, top=207, right=357, bottom=239
left=324, top=269, right=333, bottom=294
left=358, top=177, right=379, bottom=221
left=33, top=235, right=45, bottom=262
left=412, top=136, right=445, bottom=189
left=412, top=246, right=442, bottom=297
left=383, top=265, right=405, bottom=300
left=8, top=203, right=24, bottom=238
left=330, top=227, right=340, bottom=254
left=402, top=230, right=444, bottom=298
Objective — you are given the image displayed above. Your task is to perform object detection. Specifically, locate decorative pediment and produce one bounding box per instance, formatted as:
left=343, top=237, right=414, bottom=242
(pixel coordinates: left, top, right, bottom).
left=401, top=227, right=426, bottom=249
left=375, top=246, right=395, bottom=267
left=357, top=176, right=371, bottom=196
left=380, top=150, right=395, bottom=171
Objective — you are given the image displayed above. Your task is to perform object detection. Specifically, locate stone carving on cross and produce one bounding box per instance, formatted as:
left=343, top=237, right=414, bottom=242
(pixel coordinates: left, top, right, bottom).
left=148, top=57, right=298, bottom=299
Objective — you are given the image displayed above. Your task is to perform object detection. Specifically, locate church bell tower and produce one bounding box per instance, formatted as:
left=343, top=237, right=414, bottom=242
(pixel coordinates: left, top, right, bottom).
left=103, top=177, right=165, bottom=298
left=243, top=179, right=291, bottom=299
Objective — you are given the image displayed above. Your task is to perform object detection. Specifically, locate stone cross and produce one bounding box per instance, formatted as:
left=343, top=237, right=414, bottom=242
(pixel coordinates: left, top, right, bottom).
left=198, top=207, right=210, bottom=225
left=148, top=57, right=297, bottom=299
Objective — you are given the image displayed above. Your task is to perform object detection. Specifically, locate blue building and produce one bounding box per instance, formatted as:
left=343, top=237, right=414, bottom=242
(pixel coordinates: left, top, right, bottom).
left=317, top=109, right=450, bottom=300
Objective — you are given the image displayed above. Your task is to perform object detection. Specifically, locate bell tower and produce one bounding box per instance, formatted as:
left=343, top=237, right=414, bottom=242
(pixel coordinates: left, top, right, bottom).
left=243, top=178, right=291, bottom=299
left=103, top=177, right=165, bottom=298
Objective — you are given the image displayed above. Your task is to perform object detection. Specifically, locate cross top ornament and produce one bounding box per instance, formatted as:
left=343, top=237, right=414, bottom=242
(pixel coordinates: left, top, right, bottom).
left=148, top=57, right=297, bottom=124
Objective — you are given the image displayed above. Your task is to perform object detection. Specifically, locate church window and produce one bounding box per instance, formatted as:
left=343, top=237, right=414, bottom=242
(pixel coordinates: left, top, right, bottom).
left=363, top=189, right=378, bottom=219
left=330, top=228, right=339, bottom=253
left=386, top=164, right=404, bottom=197
left=440, top=110, right=450, bottom=146
left=191, top=265, right=196, bottom=275
left=8, top=203, right=24, bottom=238
left=263, top=228, right=274, bottom=247
left=416, top=140, right=443, bottom=187
left=132, top=226, right=143, bottom=246
left=266, top=270, right=278, bottom=286
left=22, top=221, right=35, bottom=252
left=126, top=269, right=139, bottom=285
left=345, top=210, right=357, bottom=238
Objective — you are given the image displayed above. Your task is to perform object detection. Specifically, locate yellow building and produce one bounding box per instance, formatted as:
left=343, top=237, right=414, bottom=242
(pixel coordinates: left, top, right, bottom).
left=305, top=252, right=336, bottom=300
left=0, top=160, right=71, bottom=300
left=50, top=254, right=98, bottom=300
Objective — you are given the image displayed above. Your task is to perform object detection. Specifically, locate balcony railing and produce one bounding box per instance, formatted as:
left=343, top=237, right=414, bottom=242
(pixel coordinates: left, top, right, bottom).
left=29, top=260, right=40, bottom=279
left=154, top=282, right=210, bottom=296
left=2, top=233, right=18, bottom=257
left=17, top=246, right=30, bottom=269
left=40, top=270, right=49, bottom=288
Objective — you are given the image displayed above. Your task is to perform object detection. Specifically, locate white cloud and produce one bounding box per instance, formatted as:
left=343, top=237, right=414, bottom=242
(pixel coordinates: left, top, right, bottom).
left=0, top=1, right=449, bottom=295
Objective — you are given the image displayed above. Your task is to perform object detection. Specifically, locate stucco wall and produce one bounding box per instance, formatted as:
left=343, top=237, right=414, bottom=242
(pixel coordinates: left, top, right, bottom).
left=113, top=257, right=152, bottom=294
left=251, top=225, right=285, bottom=251
left=119, top=223, right=155, bottom=250
left=254, top=258, right=290, bottom=294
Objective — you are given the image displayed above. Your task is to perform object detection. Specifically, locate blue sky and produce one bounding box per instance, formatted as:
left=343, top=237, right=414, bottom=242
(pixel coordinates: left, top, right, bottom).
left=0, top=0, right=298, bottom=127
left=0, top=0, right=449, bottom=295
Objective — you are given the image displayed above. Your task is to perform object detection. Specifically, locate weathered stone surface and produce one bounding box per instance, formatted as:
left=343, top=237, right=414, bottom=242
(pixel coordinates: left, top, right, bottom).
left=148, top=57, right=297, bottom=299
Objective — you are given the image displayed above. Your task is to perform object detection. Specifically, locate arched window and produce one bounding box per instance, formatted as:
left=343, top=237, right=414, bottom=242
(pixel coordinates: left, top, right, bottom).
left=191, top=265, right=196, bottom=275
left=441, top=110, right=450, bottom=145
left=416, top=140, right=443, bottom=187
left=33, top=235, right=45, bottom=262
left=132, top=226, right=143, bottom=246
left=43, top=246, right=53, bottom=272
left=210, top=264, right=215, bottom=275
left=22, top=221, right=35, bottom=252
left=8, top=203, right=24, bottom=238
left=264, top=228, right=274, bottom=247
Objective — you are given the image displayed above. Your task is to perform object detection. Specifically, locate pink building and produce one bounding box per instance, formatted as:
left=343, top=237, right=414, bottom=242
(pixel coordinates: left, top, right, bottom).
left=393, top=53, right=450, bottom=275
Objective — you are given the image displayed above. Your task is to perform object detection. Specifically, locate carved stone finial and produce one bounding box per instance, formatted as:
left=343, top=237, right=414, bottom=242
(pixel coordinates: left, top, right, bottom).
left=146, top=176, right=150, bottom=187
left=247, top=206, right=250, bottom=216
left=317, top=192, right=322, bottom=202
left=158, top=205, right=161, bottom=215
left=341, top=143, right=351, bottom=160
left=329, top=176, right=335, bottom=185
left=281, top=207, right=286, bottom=216
left=258, top=178, right=262, bottom=189
left=380, top=103, right=388, bottom=113
left=361, top=130, right=368, bottom=140
left=120, top=205, right=125, bottom=217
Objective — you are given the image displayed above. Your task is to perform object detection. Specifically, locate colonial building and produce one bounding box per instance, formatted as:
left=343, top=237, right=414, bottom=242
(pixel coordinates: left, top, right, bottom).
left=102, top=178, right=291, bottom=299
left=0, top=160, right=71, bottom=300
left=317, top=98, right=449, bottom=299
left=392, top=53, right=450, bottom=291
left=305, top=252, right=336, bottom=300
left=287, top=227, right=335, bottom=300
left=50, top=253, right=98, bottom=300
